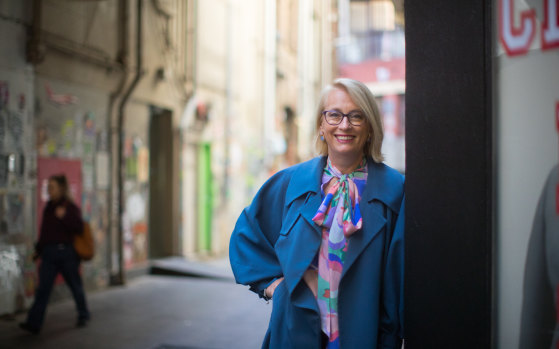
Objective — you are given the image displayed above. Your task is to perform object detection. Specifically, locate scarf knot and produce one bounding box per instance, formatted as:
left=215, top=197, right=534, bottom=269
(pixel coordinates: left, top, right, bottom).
left=312, top=158, right=367, bottom=237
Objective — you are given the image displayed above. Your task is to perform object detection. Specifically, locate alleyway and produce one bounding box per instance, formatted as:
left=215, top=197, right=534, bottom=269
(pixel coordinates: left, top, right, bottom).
left=0, top=260, right=271, bottom=349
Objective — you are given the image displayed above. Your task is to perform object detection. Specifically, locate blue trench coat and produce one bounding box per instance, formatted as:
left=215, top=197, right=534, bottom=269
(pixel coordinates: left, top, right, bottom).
left=230, top=156, right=404, bottom=348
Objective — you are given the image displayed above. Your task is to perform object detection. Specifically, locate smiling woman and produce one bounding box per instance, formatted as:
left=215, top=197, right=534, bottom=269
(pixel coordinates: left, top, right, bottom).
left=230, top=78, right=404, bottom=348
left=315, top=79, right=385, bottom=171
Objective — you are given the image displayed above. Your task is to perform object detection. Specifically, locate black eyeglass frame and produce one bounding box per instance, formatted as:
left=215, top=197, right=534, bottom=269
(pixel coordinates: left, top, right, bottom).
left=321, top=110, right=365, bottom=126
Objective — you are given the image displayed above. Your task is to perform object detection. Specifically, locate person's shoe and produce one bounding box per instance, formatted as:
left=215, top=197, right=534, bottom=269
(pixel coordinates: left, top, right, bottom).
left=19, top=322, right=40, bottom=334
left=76, top=318, right=87, bottom=328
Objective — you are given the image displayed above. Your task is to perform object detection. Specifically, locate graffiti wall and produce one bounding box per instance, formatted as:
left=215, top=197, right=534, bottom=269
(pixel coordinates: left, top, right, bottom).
left=495, top=0, right=559, bottom=348
left=122, top=102, right=150, bottom=269
left=34, top=76, right=111, bottom=298
left=0, top=67, right=35, bottom=314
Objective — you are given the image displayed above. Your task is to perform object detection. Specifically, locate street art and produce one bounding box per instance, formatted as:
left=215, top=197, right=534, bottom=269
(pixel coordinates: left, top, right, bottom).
left=6, top=193, right=24, bottom=234
left=0, top=81, right=26, bottom=153
left=124, top=188, right=149, bottom=268
left=0, top=246, right=23, bottom=314
left=45, top=82, right=78, bottom=106
left=61, top=120, right=75, bottom=155
left=7, top=103, right=23, bottom=152
left=81, top=191, right=95, bottom=222
left=83, top=112, right=96, bottom=191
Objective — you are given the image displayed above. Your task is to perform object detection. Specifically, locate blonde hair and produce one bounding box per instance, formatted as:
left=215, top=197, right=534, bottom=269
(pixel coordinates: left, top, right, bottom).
left=315, top=78, right=385, bottom=162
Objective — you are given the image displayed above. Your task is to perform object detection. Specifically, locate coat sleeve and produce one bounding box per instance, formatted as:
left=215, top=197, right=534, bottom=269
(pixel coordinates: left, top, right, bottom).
left=229, top=173, right=289, bottom=299
left=379, top=194, right=404, bottom=349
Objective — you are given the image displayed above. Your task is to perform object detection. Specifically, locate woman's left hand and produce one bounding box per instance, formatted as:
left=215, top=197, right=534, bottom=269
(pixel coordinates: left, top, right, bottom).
left=265, top=277, right=285, bottom=299
left=303, top=269, right=318, bottom=297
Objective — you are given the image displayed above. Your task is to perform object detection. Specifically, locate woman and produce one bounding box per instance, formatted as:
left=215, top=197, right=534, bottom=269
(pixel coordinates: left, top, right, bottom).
left=20, top=174, right=90, bottom=334
left=230, top=78, right=404, bottom=348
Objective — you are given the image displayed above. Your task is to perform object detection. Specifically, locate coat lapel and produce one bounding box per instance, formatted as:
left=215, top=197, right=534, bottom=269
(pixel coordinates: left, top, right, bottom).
left=281, top=157, right=394, bottom=301
left=341, top=160, right=389, bottom=280
left=280, top=157, right=325, bottom=305
left=341, top=200, right=386, bottom=279
left=284, top=156, right=326, bottom=239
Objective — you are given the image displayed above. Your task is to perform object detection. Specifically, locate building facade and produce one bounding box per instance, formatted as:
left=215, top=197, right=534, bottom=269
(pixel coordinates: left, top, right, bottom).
left=0, top=0, right=337, bottom=315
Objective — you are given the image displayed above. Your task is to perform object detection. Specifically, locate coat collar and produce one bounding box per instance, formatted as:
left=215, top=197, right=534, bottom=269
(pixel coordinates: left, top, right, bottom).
left=282, top=156, right=402, bottom=288
left=285, top=156, right=401, bottom=212
left=284, top=156, right=325, bottom=207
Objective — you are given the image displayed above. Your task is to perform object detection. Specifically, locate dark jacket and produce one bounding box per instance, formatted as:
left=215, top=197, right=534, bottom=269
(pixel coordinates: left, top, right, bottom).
left=230, top=156, right=405, bottom=348
left=36, top=199, right=83, bottom=253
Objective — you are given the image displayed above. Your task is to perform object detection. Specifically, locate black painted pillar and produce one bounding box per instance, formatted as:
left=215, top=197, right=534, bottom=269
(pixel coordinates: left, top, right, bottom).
left=405, top=1, right=493, bottom=348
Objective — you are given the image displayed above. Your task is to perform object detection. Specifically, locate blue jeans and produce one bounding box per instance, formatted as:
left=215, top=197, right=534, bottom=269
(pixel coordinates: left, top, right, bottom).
left=25, top=244, right=90, bottom=329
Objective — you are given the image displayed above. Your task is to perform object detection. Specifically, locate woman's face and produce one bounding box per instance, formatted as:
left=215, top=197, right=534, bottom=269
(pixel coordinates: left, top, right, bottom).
left=320, top=88, right=369, bottom=163
left=47, top=180, right=62, bottom=201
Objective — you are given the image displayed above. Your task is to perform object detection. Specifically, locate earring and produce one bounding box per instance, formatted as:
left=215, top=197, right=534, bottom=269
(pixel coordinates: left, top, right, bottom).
left=320, top=134, right=324, bottom=141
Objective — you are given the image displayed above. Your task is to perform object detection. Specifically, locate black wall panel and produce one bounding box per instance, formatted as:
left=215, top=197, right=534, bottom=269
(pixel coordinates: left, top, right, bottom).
left=404, top=1, right=493, bottom=347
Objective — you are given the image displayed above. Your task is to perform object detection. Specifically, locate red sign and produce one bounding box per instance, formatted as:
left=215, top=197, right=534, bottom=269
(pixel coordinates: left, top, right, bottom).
left=36, top=158, right=82, bottom=238
left=499, top=0, right=559, bottom=56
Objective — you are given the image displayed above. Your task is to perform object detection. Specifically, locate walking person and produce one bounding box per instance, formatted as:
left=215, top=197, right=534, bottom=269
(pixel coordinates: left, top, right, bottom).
left=230, top=78, right=405, bottom=348
left=20, top=174, right=90, bottom=334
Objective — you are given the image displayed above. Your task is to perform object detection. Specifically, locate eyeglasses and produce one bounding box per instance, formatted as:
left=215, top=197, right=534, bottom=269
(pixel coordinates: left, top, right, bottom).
left=322, top=110, right=365, bottom=126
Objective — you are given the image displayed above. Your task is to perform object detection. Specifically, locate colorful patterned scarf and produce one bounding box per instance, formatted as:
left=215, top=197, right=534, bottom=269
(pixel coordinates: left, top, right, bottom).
left=312, top=158, right=367, bottom=348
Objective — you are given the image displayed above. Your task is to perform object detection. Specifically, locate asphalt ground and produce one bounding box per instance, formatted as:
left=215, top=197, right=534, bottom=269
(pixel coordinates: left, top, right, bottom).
left=0, top=259, right=271, bottom=349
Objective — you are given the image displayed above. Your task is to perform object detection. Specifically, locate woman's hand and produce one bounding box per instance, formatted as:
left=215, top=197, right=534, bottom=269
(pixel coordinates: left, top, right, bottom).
left=303, top=269, right=318, bottom=297
left=264, top=277, right=284, bottom=299
left=55, top=206, right=66, bottom=219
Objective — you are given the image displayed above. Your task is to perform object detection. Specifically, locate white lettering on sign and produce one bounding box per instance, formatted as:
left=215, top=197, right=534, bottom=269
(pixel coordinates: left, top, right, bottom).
left=499, top=0, right=559, bottom=55
left=542, top=0, right=559, bottom=49
left=499, top=0, right=536, bottom=56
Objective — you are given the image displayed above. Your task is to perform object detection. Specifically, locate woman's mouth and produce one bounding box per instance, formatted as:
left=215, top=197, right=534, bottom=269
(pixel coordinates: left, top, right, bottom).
left=335, top=135, right=355, bottom=143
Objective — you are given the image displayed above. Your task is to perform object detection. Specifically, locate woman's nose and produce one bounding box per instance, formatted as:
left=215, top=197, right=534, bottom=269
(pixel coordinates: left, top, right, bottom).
left=338, top=116, right=351, bottom=129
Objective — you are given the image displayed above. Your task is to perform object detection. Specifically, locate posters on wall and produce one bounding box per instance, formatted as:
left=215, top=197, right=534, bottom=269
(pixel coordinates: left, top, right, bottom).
left=0, top=67, right=34, bottom=314
left=6, top=193, right=24, bottom=234
left=0, top=80, right=27, bottom=189
left=34, top=78, right=113, bottom=291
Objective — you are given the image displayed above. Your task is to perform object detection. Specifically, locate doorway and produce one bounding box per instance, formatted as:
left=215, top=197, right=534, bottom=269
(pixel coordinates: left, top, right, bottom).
left=149, top=106, right=175, bottom=258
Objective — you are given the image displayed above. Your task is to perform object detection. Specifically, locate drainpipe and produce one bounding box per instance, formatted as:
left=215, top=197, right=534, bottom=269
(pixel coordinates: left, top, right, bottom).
left=114, top=0, right=144, bottom=285
left=192, top=0, right=198, bottom=92
left=107, top=0, right=129, bottom=285
left=26, top=0, right=44, bottom=64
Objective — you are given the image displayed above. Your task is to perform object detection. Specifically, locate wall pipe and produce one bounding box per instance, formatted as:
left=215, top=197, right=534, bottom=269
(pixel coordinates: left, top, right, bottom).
left=26, top=0, right=43, bottom=64
left=114, top=0, right=144, bottom=285
left=107, top=0, right=129, bottom=285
